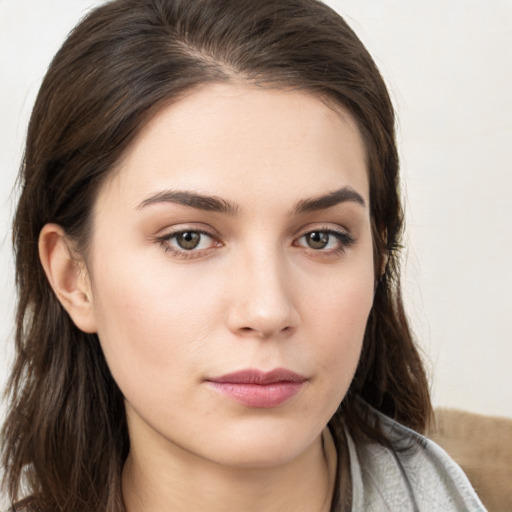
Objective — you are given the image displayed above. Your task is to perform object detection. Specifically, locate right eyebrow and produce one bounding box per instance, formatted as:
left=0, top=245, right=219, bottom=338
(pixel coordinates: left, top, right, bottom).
left=136, top=190, right=240, bottom=216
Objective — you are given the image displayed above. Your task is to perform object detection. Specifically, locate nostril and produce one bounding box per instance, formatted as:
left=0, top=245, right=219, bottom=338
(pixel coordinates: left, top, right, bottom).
left=238, top=325, right=294, bottom=338
left=238, top=326, right=272, bottom=338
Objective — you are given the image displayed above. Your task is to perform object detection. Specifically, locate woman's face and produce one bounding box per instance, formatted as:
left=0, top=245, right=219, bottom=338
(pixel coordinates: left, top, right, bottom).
left=86, top=83, right=374, bottom=468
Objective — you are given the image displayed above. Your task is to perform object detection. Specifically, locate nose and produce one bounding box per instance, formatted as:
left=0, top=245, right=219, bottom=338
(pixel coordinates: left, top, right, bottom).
left=226, top=249, right=299, bottom=339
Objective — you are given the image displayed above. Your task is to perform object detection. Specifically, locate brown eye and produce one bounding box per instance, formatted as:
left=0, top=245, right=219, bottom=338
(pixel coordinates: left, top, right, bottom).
left=305, top=231, right=329, bottom=249
left=156, top=229, right=222, bottom=259
left=176, top=231, right=202, bottom=250
left=295, top=229, right=354, bottom=253
left=157, top=229, right=221, bottom=257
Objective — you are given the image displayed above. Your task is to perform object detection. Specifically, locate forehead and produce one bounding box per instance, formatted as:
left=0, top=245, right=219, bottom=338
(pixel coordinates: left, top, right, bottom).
left=102, top=83, right=369, bottom=210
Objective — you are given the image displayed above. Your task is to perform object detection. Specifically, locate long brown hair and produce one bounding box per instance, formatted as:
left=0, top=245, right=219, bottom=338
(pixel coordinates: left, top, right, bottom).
left=2, top=0, right=432, bottom=510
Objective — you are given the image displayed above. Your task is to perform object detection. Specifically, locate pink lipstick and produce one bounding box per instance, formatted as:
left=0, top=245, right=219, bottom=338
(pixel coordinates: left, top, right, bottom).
left=206, top=368, right=306, bottom=408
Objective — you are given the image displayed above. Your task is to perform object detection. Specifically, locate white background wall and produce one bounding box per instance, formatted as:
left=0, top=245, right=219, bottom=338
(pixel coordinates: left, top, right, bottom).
left=1, top=0, right=511, bottom=420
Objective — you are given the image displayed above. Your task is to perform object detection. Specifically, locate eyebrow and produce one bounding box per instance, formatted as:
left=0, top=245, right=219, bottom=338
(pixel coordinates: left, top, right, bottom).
left=292, top=187, right=366, bottom=214
left=137, top=190, right=240, bottom=215
left=136, top=186, right=366, bottom=215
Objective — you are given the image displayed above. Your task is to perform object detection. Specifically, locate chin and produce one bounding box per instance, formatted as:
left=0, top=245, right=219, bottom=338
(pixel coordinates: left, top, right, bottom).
left=194, top=420, right=324, bottom=470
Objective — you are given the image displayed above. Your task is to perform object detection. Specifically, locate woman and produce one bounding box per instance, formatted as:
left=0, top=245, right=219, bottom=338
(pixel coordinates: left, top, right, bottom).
left=1, top=0, right=485, bottom=511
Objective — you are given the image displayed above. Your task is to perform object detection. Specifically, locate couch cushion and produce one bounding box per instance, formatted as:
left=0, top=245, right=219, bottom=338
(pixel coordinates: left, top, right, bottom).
left=427, top=408, right=512, bottom=512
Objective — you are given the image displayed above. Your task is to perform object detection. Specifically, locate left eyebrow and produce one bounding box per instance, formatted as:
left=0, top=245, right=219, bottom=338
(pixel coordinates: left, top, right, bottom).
left=292, top=187, right=366, bottom=215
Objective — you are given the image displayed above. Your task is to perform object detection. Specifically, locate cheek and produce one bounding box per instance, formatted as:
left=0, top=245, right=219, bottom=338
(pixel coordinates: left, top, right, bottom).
left=303, top=257, right=375, bottom=394
left=89, top=251, right=221, bottom=390
left=304, top=250, right=375, bottom=335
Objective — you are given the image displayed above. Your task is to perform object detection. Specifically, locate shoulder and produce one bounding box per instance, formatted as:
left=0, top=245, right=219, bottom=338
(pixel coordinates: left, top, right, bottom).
left=344, top=405, right=487, bottom=512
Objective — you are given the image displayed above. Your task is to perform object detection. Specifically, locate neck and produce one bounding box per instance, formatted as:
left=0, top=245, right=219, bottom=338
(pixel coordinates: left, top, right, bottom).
left=122, top=428, right=337, bottom=512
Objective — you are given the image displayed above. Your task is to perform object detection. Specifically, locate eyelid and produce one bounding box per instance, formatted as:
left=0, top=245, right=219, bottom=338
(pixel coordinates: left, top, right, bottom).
left=295, top=223, right=352, bottom=239
left=154, top=225, right=222, bottom=258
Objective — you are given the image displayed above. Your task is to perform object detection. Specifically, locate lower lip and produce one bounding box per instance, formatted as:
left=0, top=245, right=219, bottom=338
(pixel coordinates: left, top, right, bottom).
left=207, top=381, right=304, bottom=408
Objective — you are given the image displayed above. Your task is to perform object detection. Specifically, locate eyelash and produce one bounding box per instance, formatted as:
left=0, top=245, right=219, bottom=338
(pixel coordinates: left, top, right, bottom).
left=155, top=226, right=355, bottom=259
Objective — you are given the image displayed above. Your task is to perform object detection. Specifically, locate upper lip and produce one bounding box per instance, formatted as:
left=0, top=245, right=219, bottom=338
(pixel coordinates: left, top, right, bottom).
left=207, top=368, right=307, bottom=384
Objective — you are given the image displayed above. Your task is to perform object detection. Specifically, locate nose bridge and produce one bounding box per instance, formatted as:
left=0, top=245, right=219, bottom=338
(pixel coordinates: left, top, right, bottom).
left=227, top=240, right=298, bottom=337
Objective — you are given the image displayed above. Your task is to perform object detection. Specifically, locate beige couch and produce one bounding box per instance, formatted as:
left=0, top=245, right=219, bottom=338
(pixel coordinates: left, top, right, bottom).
left=427, top=408, right=512, bottom=512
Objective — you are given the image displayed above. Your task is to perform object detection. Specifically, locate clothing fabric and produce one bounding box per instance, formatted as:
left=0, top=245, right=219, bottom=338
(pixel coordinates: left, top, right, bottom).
left=341, top=405, right=487, bottom=511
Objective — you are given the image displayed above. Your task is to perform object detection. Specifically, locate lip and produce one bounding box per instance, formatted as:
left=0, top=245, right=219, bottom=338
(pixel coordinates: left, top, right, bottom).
left=206, top=368, right=307, bottom=408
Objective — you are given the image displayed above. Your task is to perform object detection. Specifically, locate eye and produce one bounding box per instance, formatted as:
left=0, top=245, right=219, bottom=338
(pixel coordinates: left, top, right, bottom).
left=174, top=231, right=205, bottom=250
left=295, top=229, right=354, bottom=252
left=156, top=229, right=221, bottom=257
left=302, top=231, right=331, bottom=250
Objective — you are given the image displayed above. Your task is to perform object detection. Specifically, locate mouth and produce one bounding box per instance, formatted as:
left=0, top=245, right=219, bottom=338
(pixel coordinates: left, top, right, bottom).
left=205, top=368, right=307, bottom=408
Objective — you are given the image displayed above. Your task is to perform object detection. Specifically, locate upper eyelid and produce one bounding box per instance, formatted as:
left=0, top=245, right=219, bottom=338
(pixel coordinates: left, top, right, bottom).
left=157, top=224, right=218, bottom=238
left=295, top=223, right=351, bottom=237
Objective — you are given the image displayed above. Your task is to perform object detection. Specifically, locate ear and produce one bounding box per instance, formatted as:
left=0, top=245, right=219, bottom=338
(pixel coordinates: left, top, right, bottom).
left=38, top=223, right=97, bottom=333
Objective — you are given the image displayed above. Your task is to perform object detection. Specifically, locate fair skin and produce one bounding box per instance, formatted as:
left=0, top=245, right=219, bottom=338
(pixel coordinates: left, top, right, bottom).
left=39, top=83, right=375, bottom=512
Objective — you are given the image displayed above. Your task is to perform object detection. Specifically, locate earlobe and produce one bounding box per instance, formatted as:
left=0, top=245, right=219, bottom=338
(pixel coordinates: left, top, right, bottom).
left=38, top=223, right=97, bottom=333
